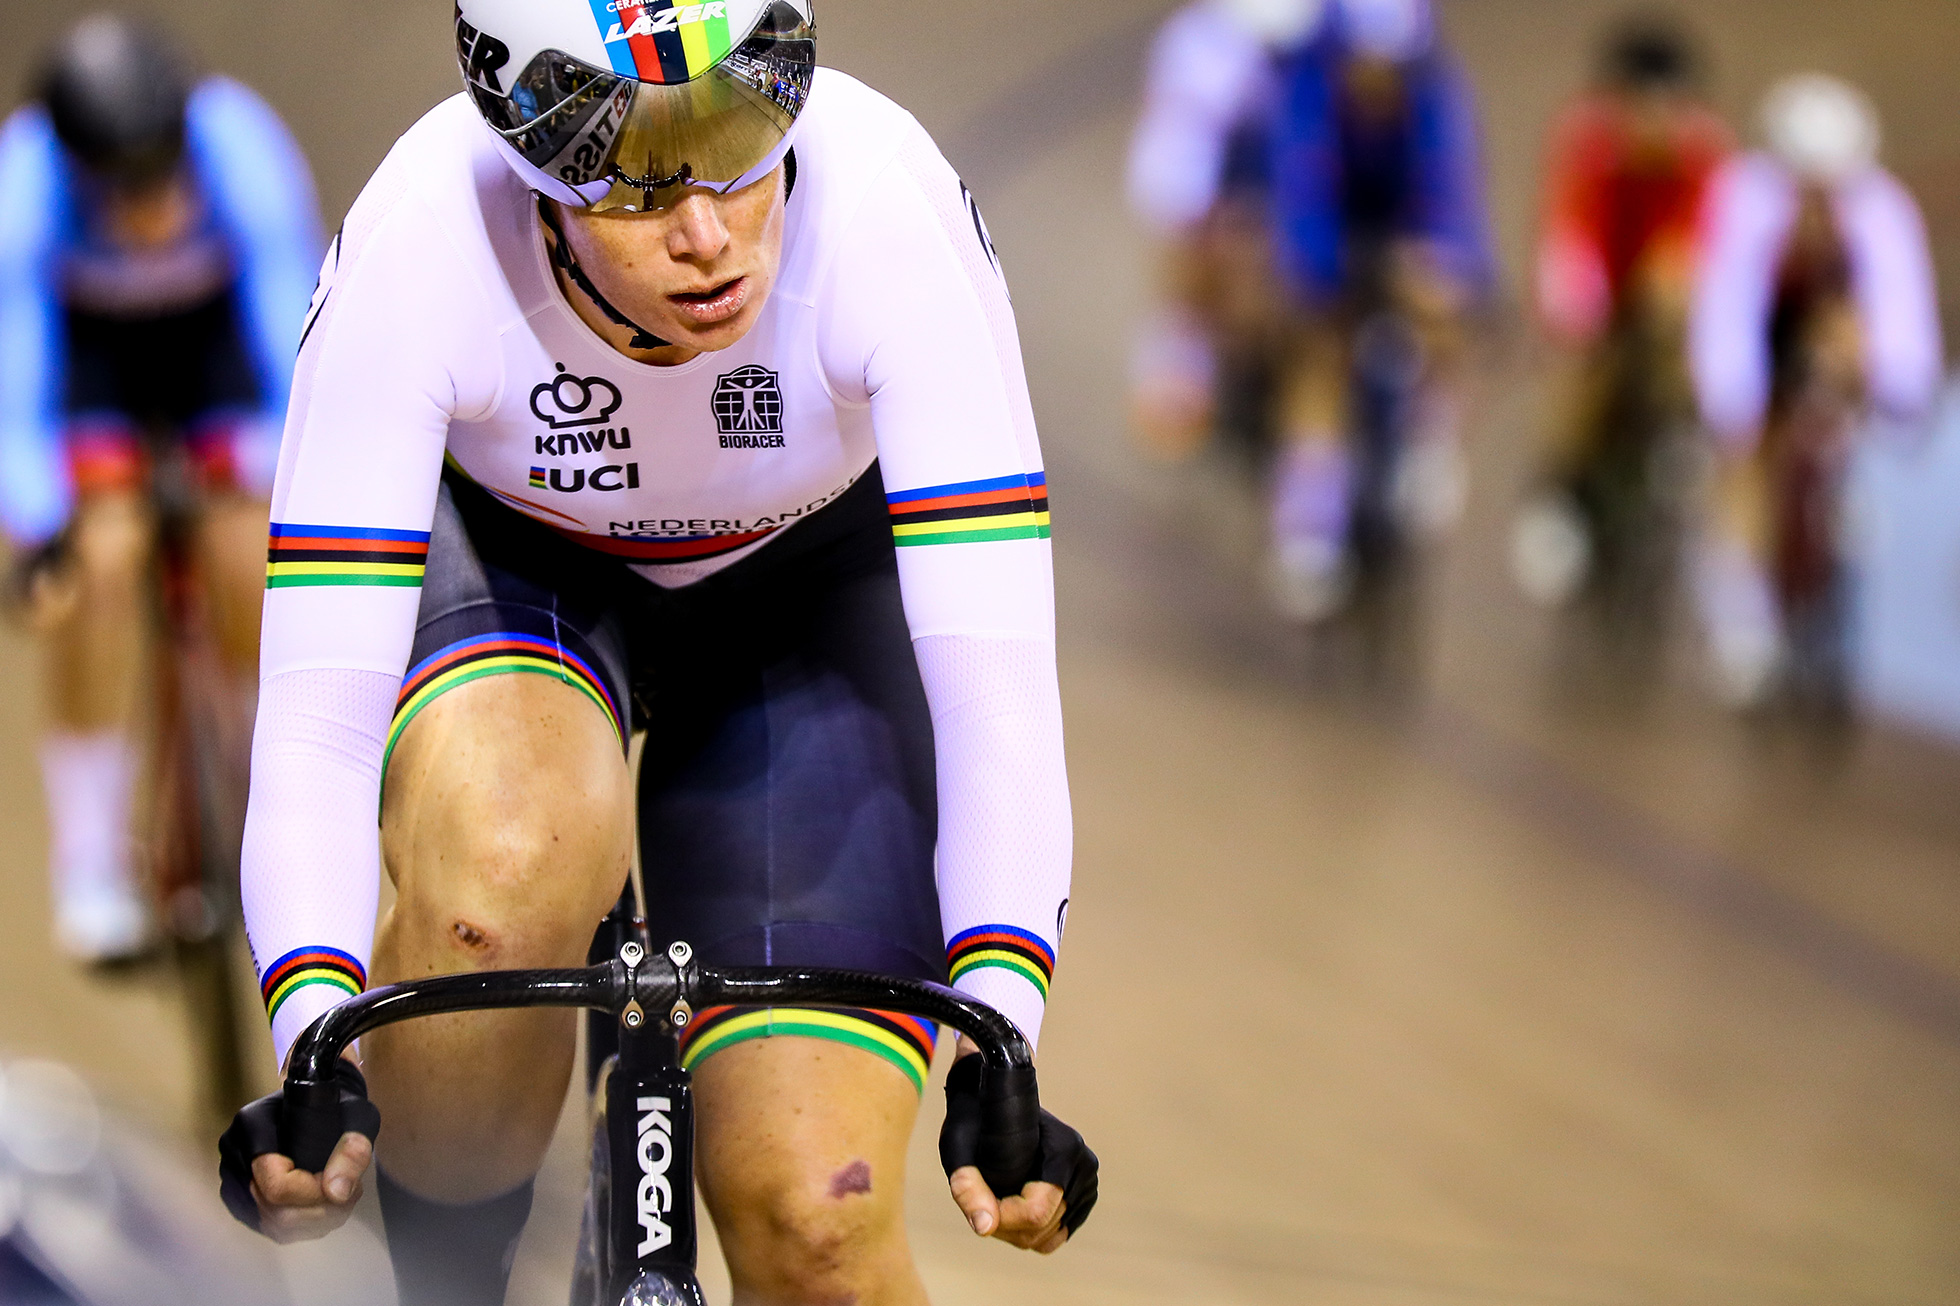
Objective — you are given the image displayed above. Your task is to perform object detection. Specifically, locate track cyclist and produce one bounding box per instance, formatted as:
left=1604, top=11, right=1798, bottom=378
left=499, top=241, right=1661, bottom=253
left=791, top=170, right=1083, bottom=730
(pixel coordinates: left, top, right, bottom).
left=1263, top=0, right=1494, bottom=622
left=1688, top=74, right=1941, bottom=708
left=222, top=2, right=1094, bottom=1303
left=1126, top=0, right=1327, bottom=457
left=0, top=15, right=321, bottom=962
left=1513, top=13, right=1730, bottom=609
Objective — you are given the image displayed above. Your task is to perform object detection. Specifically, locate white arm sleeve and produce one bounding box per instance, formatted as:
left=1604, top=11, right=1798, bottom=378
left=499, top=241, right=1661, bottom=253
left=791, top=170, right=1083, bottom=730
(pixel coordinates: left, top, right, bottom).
left=1127, top=3, right=1267, bottom=234
left=1690, top=155, right=1795, bottom=449
left=1842, top=170, right=1943, bottom=422
left=913, top=635, right=1070, bottom=1047
left=819, top=129, right=1071, bottom=1048
left=242, top=669, right=395, bottom=1065
left=241, top=123, right=501, bottom=1067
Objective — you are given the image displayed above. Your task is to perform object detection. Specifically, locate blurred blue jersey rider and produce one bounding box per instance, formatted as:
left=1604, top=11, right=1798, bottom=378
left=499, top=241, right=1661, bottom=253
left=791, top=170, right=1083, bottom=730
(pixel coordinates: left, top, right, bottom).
left=1263, top=0, right=1495, bottom=620
left=0, top=14, right=322, bottom=962
left=1126, top=0, right=1328, bottom=457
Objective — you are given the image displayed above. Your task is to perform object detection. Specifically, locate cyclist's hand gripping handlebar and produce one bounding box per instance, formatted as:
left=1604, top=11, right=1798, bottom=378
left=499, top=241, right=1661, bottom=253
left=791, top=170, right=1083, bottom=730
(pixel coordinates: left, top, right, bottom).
left=218, top=1059, right=380, bottom=1233
left=940, top=1054, right=1099, bottom=1240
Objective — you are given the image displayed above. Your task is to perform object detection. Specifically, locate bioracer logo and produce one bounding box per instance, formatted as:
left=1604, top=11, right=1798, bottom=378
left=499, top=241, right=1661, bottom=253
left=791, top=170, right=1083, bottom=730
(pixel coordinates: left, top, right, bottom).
left=712, top=366, right=785, bottom=447
left=636, top=1096, right=674, bottom=1255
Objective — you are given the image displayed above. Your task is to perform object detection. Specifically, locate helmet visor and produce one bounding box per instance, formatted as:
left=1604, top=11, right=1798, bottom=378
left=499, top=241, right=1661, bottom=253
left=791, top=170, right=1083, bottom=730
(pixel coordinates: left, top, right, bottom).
left=464, top=1, right=813, bottom=210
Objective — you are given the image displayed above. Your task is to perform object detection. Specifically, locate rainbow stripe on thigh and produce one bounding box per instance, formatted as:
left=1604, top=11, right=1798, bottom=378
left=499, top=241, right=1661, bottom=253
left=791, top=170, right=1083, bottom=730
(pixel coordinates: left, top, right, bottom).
left=386, top=632, right=624, bottom=778
left=679, top=1006, right=939, bottom=1094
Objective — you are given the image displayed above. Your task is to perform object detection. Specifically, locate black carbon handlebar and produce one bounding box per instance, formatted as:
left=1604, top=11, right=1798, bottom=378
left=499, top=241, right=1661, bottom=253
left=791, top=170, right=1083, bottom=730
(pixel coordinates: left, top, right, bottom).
left=280, top=958, right=1041, bottom=1195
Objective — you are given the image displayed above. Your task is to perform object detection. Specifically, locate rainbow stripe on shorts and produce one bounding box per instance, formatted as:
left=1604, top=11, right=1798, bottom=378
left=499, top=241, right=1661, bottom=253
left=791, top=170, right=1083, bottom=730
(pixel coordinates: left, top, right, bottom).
left=679, top=1005, right=939, bottom=1093
left=266, top=523, right=430, bottom=589
left=947, top=925, right=1055, bottom=1001
left=885, top=473, right=1051, bottom=548
left=261, top=946, right=366, bottom=1024
left=387, top=632, right=624, bottom=777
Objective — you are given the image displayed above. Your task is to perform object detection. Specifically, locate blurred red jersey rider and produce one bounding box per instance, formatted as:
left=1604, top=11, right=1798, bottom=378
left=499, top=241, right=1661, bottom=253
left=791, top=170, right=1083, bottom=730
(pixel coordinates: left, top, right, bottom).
left=1536, top=15, right=1731, bottom=345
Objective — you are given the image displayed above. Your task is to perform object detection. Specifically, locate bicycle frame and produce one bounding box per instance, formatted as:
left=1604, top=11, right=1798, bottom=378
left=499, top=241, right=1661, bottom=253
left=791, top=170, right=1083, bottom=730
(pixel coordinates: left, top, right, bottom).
left=280, top=919, right=1039, bottom=1306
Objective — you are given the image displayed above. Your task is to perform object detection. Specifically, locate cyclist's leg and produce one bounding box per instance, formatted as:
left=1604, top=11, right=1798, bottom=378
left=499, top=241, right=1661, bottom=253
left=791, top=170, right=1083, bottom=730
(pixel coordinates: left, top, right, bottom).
left=369, top=670, right=632, bottom=1201
left=634, top=470, right=945, bottom=1301
left=36, top=420, right=155, bottom=959
left=350, top=473, right=639, bottom=1303
left=1695, top=436, right=1781, bottom=706
left=1269, top=316, right=1352, bottom=618
left=696, top=1041, right=928, bottom=1305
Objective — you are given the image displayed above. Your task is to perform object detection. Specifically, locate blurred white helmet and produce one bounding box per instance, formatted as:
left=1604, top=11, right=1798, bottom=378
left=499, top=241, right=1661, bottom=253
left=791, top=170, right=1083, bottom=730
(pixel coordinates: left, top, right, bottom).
left=1762, top=73, right=1880, bottom=182
left=1336, top=0, right=1433, bottom=61
left=1218, top=0, right=1328, bottom=48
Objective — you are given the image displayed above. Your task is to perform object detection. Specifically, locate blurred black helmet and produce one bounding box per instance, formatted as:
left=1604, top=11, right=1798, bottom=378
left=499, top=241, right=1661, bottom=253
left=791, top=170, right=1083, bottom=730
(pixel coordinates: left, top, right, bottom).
left=1600, top=11, right=1702, bottom=91
left=37, top=14, right=192, bottom=185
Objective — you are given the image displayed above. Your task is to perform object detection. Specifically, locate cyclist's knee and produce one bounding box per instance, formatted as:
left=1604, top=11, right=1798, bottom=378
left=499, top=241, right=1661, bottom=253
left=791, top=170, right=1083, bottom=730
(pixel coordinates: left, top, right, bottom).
left=68, top=493, right=152, bottom=596
left=391, top=781, right=628, bottom=966
left=723, top=1178, right=903, bottom=1299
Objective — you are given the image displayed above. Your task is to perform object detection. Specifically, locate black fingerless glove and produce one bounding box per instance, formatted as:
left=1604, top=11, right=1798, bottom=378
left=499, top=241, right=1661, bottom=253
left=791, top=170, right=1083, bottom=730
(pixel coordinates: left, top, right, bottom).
left=218, top=1059, right=381, bottom=1234
left=939, top=1054, right=1099, bottom=1238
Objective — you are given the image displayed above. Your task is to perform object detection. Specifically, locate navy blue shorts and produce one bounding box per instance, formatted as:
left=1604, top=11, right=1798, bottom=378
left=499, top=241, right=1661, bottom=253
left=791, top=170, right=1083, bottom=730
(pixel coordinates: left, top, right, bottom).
left=399, top=467, right=945, bottom=1088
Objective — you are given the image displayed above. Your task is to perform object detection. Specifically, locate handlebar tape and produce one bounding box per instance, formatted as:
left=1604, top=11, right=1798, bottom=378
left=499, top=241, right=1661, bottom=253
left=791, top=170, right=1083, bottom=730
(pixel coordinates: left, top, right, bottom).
left=976, top=1065, right=1043, bottom=1197
left=940, top=1055, right=1041, bottom=1198
left=284, top=1059, right=383, bottom=1173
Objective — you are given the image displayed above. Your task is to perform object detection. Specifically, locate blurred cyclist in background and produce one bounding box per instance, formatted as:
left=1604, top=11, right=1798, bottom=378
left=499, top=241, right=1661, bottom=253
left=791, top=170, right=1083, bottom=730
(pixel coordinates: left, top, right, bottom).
left=0, top=15, right=321, bottom=960
left=1689, top=74, right=1940, bottom=709
left=1127, top=0, right=1328, bottom=458
left=1265, top=0, right=1494, bottom=621
left=1513, top=12, right=1731, bottom=611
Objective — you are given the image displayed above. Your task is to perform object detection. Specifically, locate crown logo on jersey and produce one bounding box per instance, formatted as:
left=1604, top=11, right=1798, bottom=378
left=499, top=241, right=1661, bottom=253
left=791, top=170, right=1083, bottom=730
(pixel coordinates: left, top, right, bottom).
left=532, top=364, right=624, bottom=430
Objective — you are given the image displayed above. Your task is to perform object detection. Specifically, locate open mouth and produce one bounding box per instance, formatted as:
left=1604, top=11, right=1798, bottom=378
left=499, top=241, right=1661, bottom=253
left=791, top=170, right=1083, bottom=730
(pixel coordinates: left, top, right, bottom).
left=668, top=276, right=751, bottom=326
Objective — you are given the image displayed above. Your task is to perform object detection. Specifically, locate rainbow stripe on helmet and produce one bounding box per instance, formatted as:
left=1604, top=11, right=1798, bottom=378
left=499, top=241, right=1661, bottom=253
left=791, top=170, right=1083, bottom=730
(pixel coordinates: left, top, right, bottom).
left=585, top=1, right=738, bottom=84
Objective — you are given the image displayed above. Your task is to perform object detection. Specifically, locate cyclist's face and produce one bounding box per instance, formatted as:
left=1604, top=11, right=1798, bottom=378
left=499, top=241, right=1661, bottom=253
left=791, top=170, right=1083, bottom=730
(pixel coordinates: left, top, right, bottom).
left=551, top=166, right=786, bottom=358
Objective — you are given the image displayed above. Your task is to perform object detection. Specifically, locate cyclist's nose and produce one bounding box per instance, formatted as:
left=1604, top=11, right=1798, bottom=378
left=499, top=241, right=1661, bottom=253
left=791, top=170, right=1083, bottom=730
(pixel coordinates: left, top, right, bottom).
left=666, top=193, right=731, bottom=262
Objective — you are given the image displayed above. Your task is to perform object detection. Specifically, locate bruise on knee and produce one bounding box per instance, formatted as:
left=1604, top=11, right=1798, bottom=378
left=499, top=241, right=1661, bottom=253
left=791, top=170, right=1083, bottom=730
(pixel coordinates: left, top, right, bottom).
left=827, top=1159, right=872, bottom=1200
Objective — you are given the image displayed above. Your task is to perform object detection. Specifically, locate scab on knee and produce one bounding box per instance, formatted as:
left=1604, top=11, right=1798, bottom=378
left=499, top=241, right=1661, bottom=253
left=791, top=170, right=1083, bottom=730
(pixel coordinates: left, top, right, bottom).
left=453, top=920, right=492, bottom=951
left=827, top=1160, right=872, bottom=1200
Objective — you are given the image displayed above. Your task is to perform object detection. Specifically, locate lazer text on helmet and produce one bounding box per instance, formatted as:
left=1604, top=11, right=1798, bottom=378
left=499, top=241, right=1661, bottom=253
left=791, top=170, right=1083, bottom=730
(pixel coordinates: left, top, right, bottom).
left=606, top=2, right=730, bottom=41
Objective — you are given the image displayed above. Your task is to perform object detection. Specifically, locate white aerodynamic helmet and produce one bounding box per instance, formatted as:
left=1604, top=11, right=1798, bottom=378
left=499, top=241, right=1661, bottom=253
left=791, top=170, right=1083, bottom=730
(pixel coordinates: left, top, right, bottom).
left=455, top=0, right=815, bottom=210
left=1762, top=73, right=1880, bottom=182
left=1335, top=0, right=1433, bottom=61
left=1218, top=0, right=1328, bottom=48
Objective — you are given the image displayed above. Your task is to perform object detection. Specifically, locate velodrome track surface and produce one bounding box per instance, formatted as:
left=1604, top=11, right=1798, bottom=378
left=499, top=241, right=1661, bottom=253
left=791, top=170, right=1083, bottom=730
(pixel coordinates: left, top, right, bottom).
left=1, top=2, right=1958, bottom=1302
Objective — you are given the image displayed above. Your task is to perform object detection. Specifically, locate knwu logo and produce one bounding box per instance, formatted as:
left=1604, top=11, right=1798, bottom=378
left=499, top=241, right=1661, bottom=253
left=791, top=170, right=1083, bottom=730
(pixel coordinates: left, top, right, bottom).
left=637, top=1096, right=674, bottom=1255
left=713, top=366, right=786, bottom=448
left=532, top=364, right=623, bottom=430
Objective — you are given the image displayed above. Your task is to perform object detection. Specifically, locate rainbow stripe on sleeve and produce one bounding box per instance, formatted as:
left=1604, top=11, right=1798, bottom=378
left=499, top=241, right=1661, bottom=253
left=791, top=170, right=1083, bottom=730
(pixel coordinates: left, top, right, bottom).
left=886, top=473, right=1051, bottom=548
left=946, top=924, right=1055, bottom=1001
left=260, top=946, right=367, bottom=1023
left=266, top=524, right=430, bottom=589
